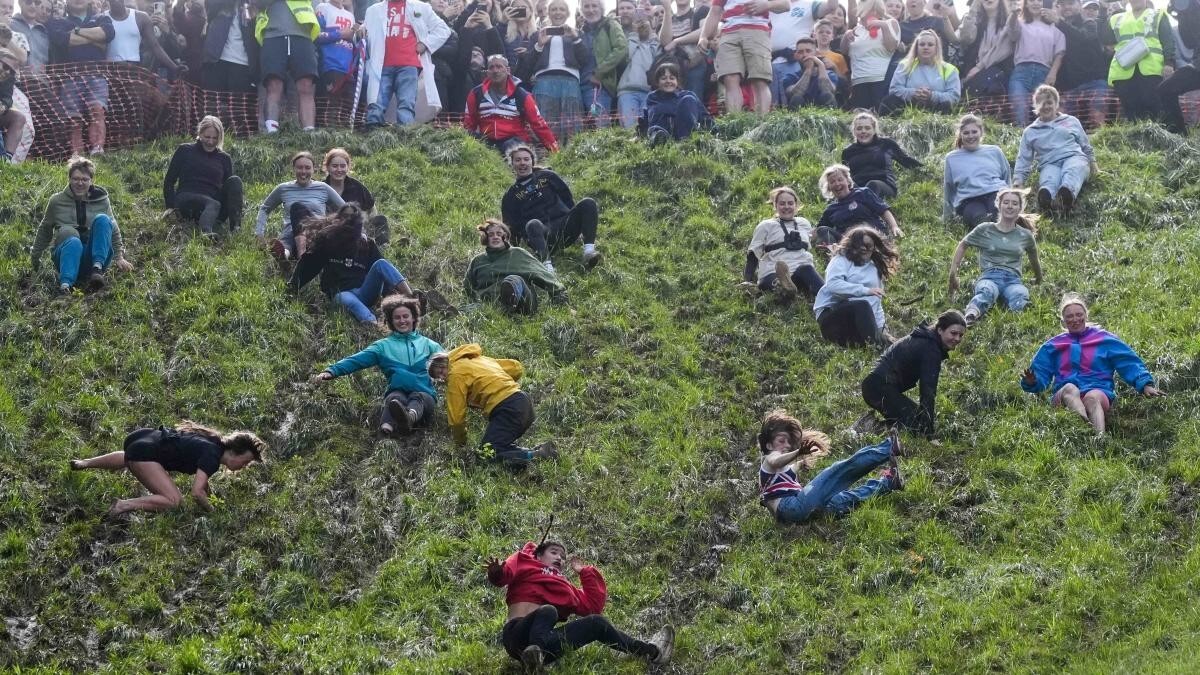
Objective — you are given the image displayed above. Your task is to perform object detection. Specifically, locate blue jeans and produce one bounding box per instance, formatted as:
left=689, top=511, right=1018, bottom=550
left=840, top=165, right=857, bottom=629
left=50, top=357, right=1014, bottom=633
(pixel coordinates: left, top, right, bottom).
left=53, top=214, right=114, bottom=287
left=368, top=66, right=419, bottom=126
left=617, top=90, right=648, bottom=129
left=771, top=61, right=802, bottom=108
left=968, top=267, right=1029, bottom=317
left=581, top=82, right=613, bottom=127
left=333, top=259, right=406, bottom=322
left=1008, top=62, right=1050, bottom=127
left=686, top=63, right=708, bottom=99
left=774, top=439, right=897, bottom=522
left=1038, top=155, right=1091, bottom=199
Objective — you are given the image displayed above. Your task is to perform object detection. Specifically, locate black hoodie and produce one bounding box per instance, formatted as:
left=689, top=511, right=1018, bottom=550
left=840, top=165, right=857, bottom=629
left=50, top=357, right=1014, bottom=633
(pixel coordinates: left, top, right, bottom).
left=865, top=324, right=949, bottom=434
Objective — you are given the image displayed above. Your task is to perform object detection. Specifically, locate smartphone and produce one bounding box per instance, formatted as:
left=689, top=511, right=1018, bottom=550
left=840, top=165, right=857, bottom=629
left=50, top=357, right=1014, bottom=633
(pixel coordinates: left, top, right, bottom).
left=1041, top=0, right=1053, bottom=7
left=152, top=1, right=166, bottom=15
left=545, top=25, right=565, bottom=35
left=511, top=6, right=527, bottom=17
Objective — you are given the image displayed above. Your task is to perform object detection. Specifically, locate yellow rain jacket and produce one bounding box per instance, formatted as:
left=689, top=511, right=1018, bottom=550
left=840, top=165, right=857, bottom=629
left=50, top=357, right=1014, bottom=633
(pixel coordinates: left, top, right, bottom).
left=444, top=343, right=524, bottom=445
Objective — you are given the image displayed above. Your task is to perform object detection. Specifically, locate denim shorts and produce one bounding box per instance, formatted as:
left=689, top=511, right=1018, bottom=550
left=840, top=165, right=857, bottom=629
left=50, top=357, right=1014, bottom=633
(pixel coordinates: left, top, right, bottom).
left=60, top=75, right=110, bottom=115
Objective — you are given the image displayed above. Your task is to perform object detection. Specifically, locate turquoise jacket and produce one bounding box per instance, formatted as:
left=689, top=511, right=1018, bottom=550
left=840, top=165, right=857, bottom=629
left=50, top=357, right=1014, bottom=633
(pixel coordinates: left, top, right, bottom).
left=327, top=330, right=444, bottom=397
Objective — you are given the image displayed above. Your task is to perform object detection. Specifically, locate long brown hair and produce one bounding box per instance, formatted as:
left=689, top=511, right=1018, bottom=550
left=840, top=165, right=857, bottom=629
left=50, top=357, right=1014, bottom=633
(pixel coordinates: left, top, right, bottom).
left=175, top=420, right=266, bottom=461
left=837, top=225, right=900, bottom=280
left=757, top=409, right=831, bottom=469
left=305, top=203, right=366, bottom=252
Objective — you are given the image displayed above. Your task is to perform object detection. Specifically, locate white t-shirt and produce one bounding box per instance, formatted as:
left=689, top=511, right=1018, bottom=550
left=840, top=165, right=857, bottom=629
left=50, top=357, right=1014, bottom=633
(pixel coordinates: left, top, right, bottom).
left=849, top=18, right=898, bottom=85
left=748, top=217, right=815, bottom=280
left=220, top=16, right=250, bottom=66
left=769, top=0, right=823, bottom=55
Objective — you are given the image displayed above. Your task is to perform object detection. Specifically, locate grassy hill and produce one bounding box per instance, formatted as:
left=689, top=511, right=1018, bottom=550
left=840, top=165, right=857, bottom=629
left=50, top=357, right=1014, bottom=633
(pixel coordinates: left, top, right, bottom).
left=3, top=112, right=1200, bottom=672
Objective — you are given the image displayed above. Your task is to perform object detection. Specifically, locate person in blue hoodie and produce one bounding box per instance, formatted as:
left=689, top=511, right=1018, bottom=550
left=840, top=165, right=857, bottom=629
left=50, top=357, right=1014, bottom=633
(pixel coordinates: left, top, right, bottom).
left=878, top=29, right=961, bottom=116
left=1013, top=84, right=1097, bottom=215
left=638, top=62, right=712, bottom=145
left=314, top=295, right=444, bottom=434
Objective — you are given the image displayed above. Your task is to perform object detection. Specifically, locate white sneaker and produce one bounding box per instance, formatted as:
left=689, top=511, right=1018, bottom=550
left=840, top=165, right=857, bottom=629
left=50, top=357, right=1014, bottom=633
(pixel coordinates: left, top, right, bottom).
left=88, top=145, right=104, bottom=156
left=543, top=260, right=556, bottom=273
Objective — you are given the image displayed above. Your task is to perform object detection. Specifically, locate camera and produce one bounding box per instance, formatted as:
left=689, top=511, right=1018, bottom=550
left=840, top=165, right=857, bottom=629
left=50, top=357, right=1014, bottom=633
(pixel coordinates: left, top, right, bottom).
left=783, top=230, right=809, bottom=251
left=545, top=25, right=565, bottom=35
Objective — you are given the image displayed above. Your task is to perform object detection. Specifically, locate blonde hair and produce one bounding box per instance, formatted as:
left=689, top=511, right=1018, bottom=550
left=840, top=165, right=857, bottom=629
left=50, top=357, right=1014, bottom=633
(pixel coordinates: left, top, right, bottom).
left=67, top=155, right=95, bottom=178
left=850, top=111, right=880, bottom=139
left=768, top=186, right=798, bottom=207
left=196, top=115, right=225, bottom=150
left=507, top=0, right=536, bottom=41
left=856, top=0, right=888, bottom=20
left=1033, top=83, right=1060, bottom=106
left=954, top=113, right=984, bottom=149
left=1058, top=292, right=1088, bottom=317
left=901, top=29, right=945, bottom=73
left=818, top=163, right=853, bottom=200
left=993, top=187, right=1039, bottom=235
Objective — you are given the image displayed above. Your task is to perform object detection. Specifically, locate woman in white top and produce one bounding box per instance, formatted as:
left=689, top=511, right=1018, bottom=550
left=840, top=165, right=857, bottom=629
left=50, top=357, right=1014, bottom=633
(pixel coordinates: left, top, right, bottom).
left=519, top=0, right=588, bottom=144
left=841, top=0, right=901, bottom=110
left=744, top=186, right=824, bottom=301
left=812, top=224, right=899, bottom=347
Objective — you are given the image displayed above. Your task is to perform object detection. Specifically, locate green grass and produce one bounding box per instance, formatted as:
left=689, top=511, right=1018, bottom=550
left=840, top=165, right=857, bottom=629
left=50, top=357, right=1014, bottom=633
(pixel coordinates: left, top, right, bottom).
left=2, top=112, right=1200, bottom=672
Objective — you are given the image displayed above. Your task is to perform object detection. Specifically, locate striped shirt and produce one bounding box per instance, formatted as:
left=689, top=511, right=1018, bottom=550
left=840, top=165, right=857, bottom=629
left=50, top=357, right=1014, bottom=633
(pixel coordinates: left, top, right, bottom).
left=760, top=459, right=804, bottom=503
left=714, top=0, right=771, bottom=33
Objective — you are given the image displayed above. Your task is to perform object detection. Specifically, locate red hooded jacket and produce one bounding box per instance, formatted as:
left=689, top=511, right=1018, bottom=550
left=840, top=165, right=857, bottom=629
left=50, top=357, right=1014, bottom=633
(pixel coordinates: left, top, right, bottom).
left=487, top=542, right=607, bottom=621
left=463, top=77, right=560, bottom=152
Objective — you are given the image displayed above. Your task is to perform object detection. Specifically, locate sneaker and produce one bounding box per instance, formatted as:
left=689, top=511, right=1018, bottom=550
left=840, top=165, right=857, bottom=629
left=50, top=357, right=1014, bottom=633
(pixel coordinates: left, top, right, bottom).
left=532, top=441, right=559, bottom=460
left=229, top=210, right=243, bottom=233
left=269, top=238, right=287, bottom=260
left=964, top=307, right=980, bottom=327
left=850, top=411, right=884, bottom=436
left=582, top=249, right=602, bottom=270
left=880, top=464, right=905, bottom=491
left=647, top=127, right=670, bottom=147
left=379, top=423, right=394, bottom=435
left=649, top=625, right=675, bottom=665
left=888, top=425, right=904, bottom=457
left=773, top=261, right=798, bottom=300
left=1037, top=187, right=1053, bottom=212
left=58, top=282, right=73, bottom=295
left=1057, top=187, right=1074, bottom=215
left=84, top=267, right=108, bottom=292
left=543, top=259, right=556, bottom=274
left=499, top=277, right=522, bottom=312
left=387, top=398, right=411, bottom=434
left=88, top=145, right=104, bottom=156
left=520, top=645, right=545, bottom=674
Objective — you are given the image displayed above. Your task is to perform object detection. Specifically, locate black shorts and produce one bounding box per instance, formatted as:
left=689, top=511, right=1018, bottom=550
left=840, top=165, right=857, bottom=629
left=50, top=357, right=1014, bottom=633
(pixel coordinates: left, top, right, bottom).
left=260, top=35, right=319, bottom=83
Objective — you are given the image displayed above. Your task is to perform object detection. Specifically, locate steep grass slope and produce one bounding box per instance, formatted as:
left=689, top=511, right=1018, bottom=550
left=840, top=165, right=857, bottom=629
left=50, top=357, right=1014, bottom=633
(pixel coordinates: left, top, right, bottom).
left=3, top=113, right=1200, bottom=672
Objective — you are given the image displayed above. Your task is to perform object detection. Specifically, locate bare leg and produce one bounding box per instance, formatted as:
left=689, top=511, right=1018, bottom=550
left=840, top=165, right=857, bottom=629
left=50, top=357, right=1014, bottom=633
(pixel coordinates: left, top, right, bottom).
left=264, top=78, right=285, bottom=123
left=1055, top=384, right=1089, bottom=421
left=1082, top=390, right=1109, bottom=435
left=88, top=104, right=106, bottom=151
left=752, top=80, right=772, bottom=116
left=297, top=77, right=317, bottom=129
left=69, top=118, right=84, bottom=155
left=723, top=74, right=743, bottom=114
left=2, top=113, right=24, bottom=155
left=72, top=451, right=127, bottom=470
left=110, top=461, right=183, bottom=514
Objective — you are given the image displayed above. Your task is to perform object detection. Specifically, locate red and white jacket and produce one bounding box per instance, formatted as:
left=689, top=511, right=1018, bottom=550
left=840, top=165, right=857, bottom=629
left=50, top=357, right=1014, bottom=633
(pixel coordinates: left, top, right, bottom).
left=487, top=542, right=606, bottom=621
left=463, top=77, right=559, bottom=152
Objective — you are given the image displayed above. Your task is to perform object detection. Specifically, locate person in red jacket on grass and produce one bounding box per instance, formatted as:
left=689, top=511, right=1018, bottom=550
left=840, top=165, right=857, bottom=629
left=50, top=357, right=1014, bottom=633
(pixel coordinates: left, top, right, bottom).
left=484, top=539, right=675, bottom=671
left=464, top=53, right=559, bottom=155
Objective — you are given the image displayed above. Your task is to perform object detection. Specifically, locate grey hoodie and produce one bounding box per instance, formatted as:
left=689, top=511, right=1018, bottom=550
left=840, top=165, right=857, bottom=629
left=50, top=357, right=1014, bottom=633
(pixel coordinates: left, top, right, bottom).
left=1013, top=112, right=1095, bottom=186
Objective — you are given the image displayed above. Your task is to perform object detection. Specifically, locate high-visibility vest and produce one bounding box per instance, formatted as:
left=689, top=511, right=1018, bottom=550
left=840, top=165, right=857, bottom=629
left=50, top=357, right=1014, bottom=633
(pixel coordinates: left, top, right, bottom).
left=1107, top=8, right=1164, bottom=85
left=255, top=0, right=321, bottom=46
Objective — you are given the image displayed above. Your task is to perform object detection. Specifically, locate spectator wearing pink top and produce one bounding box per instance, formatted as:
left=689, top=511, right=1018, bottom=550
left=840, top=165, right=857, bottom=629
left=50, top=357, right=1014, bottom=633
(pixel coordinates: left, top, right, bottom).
left=1006, top=0, right=1065, bottom=126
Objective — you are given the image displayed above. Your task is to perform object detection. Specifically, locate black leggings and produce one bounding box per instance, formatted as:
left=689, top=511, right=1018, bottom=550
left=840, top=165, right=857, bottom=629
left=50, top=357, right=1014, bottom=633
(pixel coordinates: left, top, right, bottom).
left=501, top=605, right=657, bottom=664
left=817, top=300, right=878, bottom=347
left=861, top=373, right=932, bottom=435
left=1160, top=64, right=1200, bottom=134
left=1113, top=70, right=1163, bottom=123
left=525, top=198, right=599, bottom=261
left=481, top=391, right=535, bottom=463
left=956, top=192, right=998, bottom=230
left=381, top=390, right=435, bottom=428
left=757, top=263, right=824, bottom=297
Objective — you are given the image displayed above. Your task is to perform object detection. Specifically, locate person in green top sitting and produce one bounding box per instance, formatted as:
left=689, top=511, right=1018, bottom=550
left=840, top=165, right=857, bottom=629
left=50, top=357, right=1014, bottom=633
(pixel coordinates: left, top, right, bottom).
left=465, top=219, right=568, bottom=314
left=946, top=187, right=1043, bottom=326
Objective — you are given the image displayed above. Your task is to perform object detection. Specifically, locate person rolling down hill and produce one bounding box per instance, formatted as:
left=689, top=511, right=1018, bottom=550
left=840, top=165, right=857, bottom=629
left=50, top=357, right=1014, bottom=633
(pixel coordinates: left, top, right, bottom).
left=69, top=421, right=266, bottom=516
left=427, top=345, right=558, bottom=465
left=313, top=295, right=442, bottom=434
left=465, top=220, right=567, bottom=314
left=757, top=409, right=904, bottom=524
left=484, top=538, right=675, bottom=670
left=1020, top=292, right=1164, bottom=435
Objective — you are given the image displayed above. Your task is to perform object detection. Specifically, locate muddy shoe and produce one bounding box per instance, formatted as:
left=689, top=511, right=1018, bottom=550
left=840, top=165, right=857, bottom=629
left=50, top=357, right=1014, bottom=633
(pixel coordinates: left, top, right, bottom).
left=84, top=267, right=108, bottom=293
left=582, top=249, right=602, bottom=270
left=888, top=425, right=905, bottom=457
left=649, top=625, right=675, bottom=665
left=269, top=238, right=288, bottom=260
left=850, top=411, right=883, bottom=436
left=499, top=277, right=522, bottom=312
left=1057, top=187, right=1074, bottom=216
left=1037, top=187, right=1054, bottom=212
left=520, top=645, right=545, bottom=674
left=964, top=306, right=980, bottom=327
left=387, top=398, right=412, bottom=434
left=774, top=261, right=798, bottom=300
left=532, top=441, right=559, bottom=460
left=880, top=463, right=905, bottom=491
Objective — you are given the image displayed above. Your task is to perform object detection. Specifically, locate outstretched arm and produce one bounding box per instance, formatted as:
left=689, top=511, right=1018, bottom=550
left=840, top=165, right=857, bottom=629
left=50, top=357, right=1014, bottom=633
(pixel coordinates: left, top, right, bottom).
left=190, top=471, right=213, bottom=511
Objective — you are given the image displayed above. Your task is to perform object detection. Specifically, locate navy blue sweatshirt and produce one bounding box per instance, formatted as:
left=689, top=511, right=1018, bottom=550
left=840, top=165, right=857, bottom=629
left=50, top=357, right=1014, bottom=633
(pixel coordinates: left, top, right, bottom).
left=840, top=137, right=921, bottom=195
left=163, top=141, right=234, bottom=207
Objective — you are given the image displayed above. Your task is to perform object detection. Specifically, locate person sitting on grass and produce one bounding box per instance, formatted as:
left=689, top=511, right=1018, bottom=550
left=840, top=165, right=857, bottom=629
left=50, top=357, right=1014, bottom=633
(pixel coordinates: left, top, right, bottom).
left=780, top=37, right=838, bottom=109
left=321, top=147, right=390, bottom=244
left=1013, top=84, right=1097, bottom=216
left=463, top=54, right=561, bottom=156
left=947, top=187, right=1043, bottom=326
left=813, top=163, right=903, bottom=248
left=501, top=144, right=602, bottom=273
left=255, top=151, right=346, bottom=262
left=638, top=61, right=713, bottom=145
left=484, top=539, right=675, bottom=670
left=465, top=219, right=568, bottom=314
left=1020, top=292, right=1164, bottom=435
left=878, top=29, right=961, bottom=115
left=69, top=421, right=266, bottom=516
left=943, top=112, right=1012, bottom=229
left=31, top=155, right=133, bottom=295
left=162, top=115, right=244, bottom=236
left=744, top=186, right=824, bottom=301
left=812, top=225, right=899, bottom=348
left=427, top=345, right=559, bottom=465
left=288, top=204, right=414, bottom=326
left=313, top=295, right=443, bottom=434
left=757, top=409, right=904, bottom=524
left=859, top=310, right=967, bottom=437
left=840, top=111, right=922, bottom=200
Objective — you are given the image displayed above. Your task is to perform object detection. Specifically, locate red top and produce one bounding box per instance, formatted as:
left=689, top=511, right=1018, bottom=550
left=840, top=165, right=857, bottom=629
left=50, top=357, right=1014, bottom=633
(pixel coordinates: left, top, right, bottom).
left=487, top=542, right=607, bottom=621
left=463, top=77, right=560, bottom=152
left=384, top=0, right=421, bottom=68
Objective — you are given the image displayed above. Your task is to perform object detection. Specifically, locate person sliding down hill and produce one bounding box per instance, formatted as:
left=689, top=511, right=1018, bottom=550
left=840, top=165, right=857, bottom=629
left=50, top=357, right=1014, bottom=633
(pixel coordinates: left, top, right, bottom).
left=757, top=409, right=904, bottom=524
left=69, top=421, right=266, bottom=516
left=162, top=115, right=244, bottom=236
left=501, top=144, right=602, bottom=273
left=427, top=345, right=559, bottom=466
left=313, top=295, right=443, bottom=434
left=465, top=220, right=567, bottom=314
left=484, top=539, right=675, bottom=670
left=743, top=186, right=824, bottom=301
left=255, top=151, right=346, bottom=262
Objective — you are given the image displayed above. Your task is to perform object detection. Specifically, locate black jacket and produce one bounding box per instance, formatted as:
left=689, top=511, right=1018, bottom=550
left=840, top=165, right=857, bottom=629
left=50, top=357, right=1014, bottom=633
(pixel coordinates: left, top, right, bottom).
left=203, top=0, right=260, bottom=72
left=289, top=236, right=384, bottom=297
left=501, top=169, right=575, bottom=240
left=1056, top=13, right=1110, bottom=91
left=840, top=137, right=921, bottom=194
left=865, top=324, right=949, bottom=434
left=163, top=141, right=234, bottom=206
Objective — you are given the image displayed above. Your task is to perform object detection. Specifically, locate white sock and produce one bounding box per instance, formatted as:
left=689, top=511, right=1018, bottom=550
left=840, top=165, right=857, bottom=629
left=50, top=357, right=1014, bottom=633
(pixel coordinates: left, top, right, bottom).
left=264, top=120, right=279, bottom=133
left=302, top=126, right=316, bottom=132
left=583, top=243, right=596, bottom=255
left=544, top=260, right=555, bottom=272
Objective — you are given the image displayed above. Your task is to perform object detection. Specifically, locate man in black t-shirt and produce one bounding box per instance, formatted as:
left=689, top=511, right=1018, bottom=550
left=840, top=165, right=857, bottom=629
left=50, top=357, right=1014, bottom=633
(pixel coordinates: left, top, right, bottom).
left=1161, top=0, right=1200, bottom=134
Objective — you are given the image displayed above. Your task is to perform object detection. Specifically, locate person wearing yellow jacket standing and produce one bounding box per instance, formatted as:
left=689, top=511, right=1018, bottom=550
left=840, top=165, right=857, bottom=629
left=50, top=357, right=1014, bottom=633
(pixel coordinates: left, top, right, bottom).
left=255, top=0, right=322, bottom=132
left=1101, top=0, right=1174, bottom=122
left=428, top=345, right=559, bottom=465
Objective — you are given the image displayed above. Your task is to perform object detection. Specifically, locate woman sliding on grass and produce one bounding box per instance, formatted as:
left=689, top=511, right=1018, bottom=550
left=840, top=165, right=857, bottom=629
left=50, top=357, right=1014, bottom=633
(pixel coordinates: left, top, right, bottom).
left=69, top=422, right=266, bottom=516
left=1020, top=293, right=1164, bottom=435
left=484, top=538, right=674, bottom=671
left=314, top=295, right=443, bottom=434
left=947, top=187, right=1042, bottom=326
left=744, top=186, right=824, bottom=301
left=757, top=409, right=904, bottom=524
left=255, top=151, right=345, bottom=262
left=812, top=225, right=899, bottom=348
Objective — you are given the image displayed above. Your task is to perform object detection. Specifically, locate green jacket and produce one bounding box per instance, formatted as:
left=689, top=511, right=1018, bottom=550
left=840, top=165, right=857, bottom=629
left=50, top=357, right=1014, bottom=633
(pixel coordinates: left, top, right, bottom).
left=31, top=186, right=123, bottom=269
left=587, top=18, right=628, bottom=97
left=464, top=246, right=567, bottom=303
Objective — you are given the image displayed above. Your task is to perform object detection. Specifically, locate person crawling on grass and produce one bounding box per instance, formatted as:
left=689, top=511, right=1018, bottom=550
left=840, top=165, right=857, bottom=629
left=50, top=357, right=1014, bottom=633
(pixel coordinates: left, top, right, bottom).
left=162, top=115, right=244, bottom=237
left=743, top=186, right=824, bottom=301
left=1020, top=292, right=1164, bottom=435
left=314, top=295, right=443, bottom=434
left=757, top=409, right=904, bottom=524
left=427, top=345, right=559, bottom=465
left=500, top=144, right=602, bottom=273
left=859, top=310, right=967, bottom=437
left=288, top=203, right=415, bottom=326
left=69, top=421, right=266, bottom=516
left=31, top=155, right=134, bottom=295
left=465, top=220, right=568, bottom=314
left=947, top=187, right=1043, bottom=326
left=484, top=538, right=675, bottom=670
left=255, top=150, right=345, bottom=263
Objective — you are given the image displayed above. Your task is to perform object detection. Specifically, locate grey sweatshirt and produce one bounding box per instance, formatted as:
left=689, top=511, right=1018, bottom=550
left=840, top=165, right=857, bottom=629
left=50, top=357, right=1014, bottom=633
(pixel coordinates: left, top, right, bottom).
left=942, top=144, right=1011, bottom=220
left=1013, top=112, right=1095, bottom=186
left=255, top=180, right=346, bottom=237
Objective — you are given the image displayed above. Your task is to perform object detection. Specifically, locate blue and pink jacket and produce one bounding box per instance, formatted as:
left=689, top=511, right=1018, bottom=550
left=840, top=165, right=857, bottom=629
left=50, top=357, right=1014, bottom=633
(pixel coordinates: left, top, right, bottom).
left=1021, top=326, right=1154, bottom=401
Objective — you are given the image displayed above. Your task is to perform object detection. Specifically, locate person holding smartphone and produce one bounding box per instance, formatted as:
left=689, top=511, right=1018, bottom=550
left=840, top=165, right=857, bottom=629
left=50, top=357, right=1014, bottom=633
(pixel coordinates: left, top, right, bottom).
left=1006, top=0, right=1065, bottom=126
left=518, top=0, right=588, bottom=143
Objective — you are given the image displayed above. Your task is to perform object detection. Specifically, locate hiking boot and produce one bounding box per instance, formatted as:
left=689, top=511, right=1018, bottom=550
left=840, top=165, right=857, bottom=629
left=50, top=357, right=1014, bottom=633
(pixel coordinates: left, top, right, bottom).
left=84, top=267, right=108, bottom=293
left=520, top=645, right=545, bottom=674
left=964, top=306, right=980, bottom=327
left=649, top=625, right=675, bottom=665
left=774, top=261, right=798, bottom=300
left=1057, top=187, right=1074, bottom=215
left=387, top=398, right=412, bottom=434
left=880, top=463, right=905, bottom=491
left=499, top=277, right=522, bottom=312
left=851, top=411, right=884, bottom=436
left=1037, top=187, right=1053, bottom=212
left=532, top=441, right=559, bottom=460
left=582, top=249, right=602, bottom=270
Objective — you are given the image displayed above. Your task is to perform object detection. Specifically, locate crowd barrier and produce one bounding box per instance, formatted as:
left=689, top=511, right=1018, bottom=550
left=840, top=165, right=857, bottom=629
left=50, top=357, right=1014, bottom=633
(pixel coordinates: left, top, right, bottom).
left=16, top=62, right=1200, bottom=162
